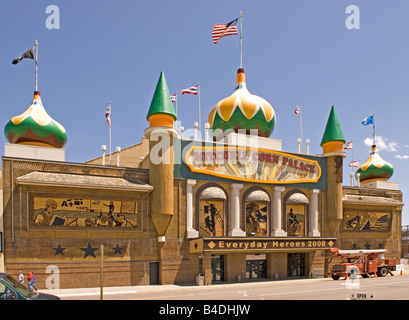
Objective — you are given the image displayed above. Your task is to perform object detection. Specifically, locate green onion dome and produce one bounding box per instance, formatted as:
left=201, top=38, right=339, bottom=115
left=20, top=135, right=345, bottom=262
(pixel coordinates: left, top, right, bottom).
left=208, top=69, right=276, bottom=138
left=355, top=145, right=394, bottom=183
left=4, top=91, right=67, bottom=148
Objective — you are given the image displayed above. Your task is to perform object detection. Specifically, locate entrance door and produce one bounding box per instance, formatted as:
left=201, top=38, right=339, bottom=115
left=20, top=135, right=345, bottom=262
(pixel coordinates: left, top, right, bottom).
left=246, top=260, right=267, bottom=280
left=149, top=262, right=159, bottom=285
left=211, top=255, right=224, bottom=281
left=287, top=253, right=305, bottom=277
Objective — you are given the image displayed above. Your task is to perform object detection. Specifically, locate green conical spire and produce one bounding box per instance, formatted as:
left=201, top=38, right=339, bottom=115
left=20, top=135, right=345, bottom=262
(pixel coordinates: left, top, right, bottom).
left=146, top=71, right=176, bottom=120
left=320, top=105, right=345, bottom=146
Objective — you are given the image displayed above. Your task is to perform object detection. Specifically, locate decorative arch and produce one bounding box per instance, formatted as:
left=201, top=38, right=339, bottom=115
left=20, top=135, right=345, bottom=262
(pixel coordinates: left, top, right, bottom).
left=195, top=183, right=229, bottom=237
left=242, top=186, right=270, bottom=237
left=283, top=189, right=309, bottom=237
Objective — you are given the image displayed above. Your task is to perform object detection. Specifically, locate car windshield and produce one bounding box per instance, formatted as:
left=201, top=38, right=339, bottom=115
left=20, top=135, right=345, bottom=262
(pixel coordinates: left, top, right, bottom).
left=2, top=275, right=35, bottom=298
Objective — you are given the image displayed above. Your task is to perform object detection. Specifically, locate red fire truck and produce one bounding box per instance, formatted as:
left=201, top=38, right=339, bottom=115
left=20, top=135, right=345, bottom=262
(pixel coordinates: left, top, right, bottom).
left=329, top=248, right=397, bottom=280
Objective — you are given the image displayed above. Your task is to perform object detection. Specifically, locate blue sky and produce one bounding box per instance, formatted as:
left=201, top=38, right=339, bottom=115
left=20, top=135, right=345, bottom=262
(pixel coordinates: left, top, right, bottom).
left=2, top=1, right=409, bottom=225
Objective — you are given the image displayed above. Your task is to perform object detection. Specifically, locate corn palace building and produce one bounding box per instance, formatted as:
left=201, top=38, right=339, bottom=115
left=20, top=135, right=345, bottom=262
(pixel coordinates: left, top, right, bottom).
left=0, top=68, right=403, bottom=289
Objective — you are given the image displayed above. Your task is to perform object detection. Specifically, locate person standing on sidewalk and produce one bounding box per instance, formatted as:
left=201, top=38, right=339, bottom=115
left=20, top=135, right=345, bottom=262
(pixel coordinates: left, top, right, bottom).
left=19, top=271, right=24, bottom=285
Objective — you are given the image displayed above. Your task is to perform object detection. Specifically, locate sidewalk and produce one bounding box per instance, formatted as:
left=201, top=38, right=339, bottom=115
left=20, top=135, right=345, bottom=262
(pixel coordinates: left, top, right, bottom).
left=42, top=277, right=335, bottom=297
left=41, top=268, right=409, bottom=298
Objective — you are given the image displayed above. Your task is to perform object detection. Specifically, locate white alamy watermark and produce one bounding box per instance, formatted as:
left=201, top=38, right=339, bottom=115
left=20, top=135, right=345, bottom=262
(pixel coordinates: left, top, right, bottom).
left=45, top=5, right=60, bottom=30
left=345, top=5, right=360, bottom=30
left=45, top=265, right=60, bottom=289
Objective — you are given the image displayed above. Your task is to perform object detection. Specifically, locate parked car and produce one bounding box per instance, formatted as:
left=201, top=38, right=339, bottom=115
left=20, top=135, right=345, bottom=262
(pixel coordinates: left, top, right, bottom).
left=0, top=273, right=60, bottom=300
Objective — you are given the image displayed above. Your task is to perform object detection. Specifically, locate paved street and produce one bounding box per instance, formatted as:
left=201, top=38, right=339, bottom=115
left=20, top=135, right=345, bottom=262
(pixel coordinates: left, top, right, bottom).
left=47, top=272, right=409, bottom=301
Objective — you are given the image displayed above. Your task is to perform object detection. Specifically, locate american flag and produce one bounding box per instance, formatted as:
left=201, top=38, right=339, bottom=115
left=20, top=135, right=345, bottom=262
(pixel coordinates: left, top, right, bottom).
left=105, top=102, right=111, bottom=126
left=349, top=161, right=359, bottom=168
left=294, top=105, right=301, bottom=115
left=170, top=93, right=177, bottom=103
left=180, top=85, right=198, bottom=95
left=345, top=141, right=353, bottom=149
left=212, top=18, right=238, bottom=44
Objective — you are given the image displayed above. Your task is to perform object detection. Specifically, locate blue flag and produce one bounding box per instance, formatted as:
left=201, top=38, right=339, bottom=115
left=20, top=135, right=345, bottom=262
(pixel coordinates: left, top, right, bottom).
left=361, top=115, right=374, bottom=126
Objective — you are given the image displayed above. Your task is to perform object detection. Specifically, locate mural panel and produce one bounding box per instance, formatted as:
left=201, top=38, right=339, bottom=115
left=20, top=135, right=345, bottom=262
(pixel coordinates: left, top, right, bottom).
left=286, top=204, right=305, bottom=237
left=245, top=202, right=268, bottom=237
left=199, top=199, right=225, bottom=236
left=343, top=210, right=391, bottom=232
left=32, top=197, right=140, bottom=228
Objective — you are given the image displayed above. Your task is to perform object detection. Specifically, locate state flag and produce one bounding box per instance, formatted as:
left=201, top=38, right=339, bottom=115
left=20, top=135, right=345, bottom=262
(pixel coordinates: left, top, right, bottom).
left=105, top=102, right=111, bottom=126
left=345, top=142, right=353, bottom=149
left=361, top=115, right=374, bottom=126
left=180, top=85, right=198, bottom=95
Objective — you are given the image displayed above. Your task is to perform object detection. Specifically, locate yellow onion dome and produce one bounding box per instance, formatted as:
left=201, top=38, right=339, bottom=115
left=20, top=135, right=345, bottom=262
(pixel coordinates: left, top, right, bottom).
left=4, top=91, right=67, bottom=148
left=356, top=145, right=394, bottom=183
left=208, top=68, right=276, bottom=138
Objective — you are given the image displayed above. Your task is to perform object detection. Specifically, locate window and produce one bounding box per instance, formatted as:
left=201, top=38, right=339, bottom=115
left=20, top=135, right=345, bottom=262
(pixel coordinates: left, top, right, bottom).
left=0, top=281, right=17, bottom=300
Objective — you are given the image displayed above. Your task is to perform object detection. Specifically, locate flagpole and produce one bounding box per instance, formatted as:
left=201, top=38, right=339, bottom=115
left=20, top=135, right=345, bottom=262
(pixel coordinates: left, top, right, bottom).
left=239, top=11, right=243, bottom=68
left=35, top=40, right=38, bottom=91
left=198, top=83, right=201, bottom=133
left=351, top=141, right=354, bottom=186
left=109, top=101, right=112, bottom=165
left=175, top=92, right=178, bottom=117
left=372, top=110, right=375, bottom=146
left=300, top=104, right=303, bottom=153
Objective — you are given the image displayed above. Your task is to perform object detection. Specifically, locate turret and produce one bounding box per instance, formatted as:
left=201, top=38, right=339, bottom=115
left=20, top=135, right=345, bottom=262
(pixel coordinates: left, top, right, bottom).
left=144, top=71, right=177, bottom=242
left=320, top=106, right=346, bottom=237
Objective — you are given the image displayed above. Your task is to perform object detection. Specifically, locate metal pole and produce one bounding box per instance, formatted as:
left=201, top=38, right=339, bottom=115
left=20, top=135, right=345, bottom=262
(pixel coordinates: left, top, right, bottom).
left=175, top=92, right=178, bottom=117
left=372, top=110, right=375, bottom=146
left=109, top=102, right=112, bottom=165
left=240, top=11, right=243, bottom=68
left=35, top=40, right=38, bottom=91
left=198, top=83, right=201, bottom=133
left=100, top=244, right=104, bottom=300
left=351, top=140, right=355, bottom=186
left=300, top=104, right=303, bottom=153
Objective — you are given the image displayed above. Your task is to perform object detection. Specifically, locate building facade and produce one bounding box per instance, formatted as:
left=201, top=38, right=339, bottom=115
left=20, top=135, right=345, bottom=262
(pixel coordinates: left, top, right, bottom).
left=0, top=70, right=403, bottom=289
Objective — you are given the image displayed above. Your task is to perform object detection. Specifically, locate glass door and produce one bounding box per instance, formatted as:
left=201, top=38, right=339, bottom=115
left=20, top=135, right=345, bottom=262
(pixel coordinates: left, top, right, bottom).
left=287, top=253, right=305, bottom=277
left=211, top=255, right=224, bottom=281
left=246, top=260, right=267, bottom=280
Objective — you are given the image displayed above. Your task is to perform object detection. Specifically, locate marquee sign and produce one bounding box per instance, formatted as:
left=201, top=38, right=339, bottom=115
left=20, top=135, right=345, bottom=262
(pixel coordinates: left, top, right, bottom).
left=184, top=146, right=322, bottom=184
left=190, top=237, right=337, bottom=253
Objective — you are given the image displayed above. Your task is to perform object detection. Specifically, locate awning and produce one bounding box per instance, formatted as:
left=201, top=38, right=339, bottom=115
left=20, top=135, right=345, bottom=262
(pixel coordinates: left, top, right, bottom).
left=16, top=171, right=153, bottom=192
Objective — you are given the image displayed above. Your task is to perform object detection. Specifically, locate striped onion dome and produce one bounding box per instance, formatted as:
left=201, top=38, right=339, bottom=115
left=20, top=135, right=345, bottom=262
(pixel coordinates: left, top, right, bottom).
left=208, top=68, right=276, bottom=138
left=4, top=91, right=67, bottom=148
left=355, top=145, right=394, bottom=183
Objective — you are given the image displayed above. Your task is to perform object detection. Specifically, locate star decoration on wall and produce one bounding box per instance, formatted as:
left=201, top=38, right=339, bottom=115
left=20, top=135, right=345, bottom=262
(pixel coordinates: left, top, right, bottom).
left=364, top=242, right=372, bottom=250
left=351, top=243, right=358, bottom=249
left=53, top=244, right=66, bottom=255
left=80, top=242, right=99, bottom=258
left=112, top=244, right=123, bottom=255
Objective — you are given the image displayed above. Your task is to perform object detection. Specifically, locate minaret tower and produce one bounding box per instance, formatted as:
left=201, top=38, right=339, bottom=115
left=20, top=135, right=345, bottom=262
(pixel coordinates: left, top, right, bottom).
left=320, top=106, right=346, bottom=237
left=144, top=71, right=177, bottom=242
